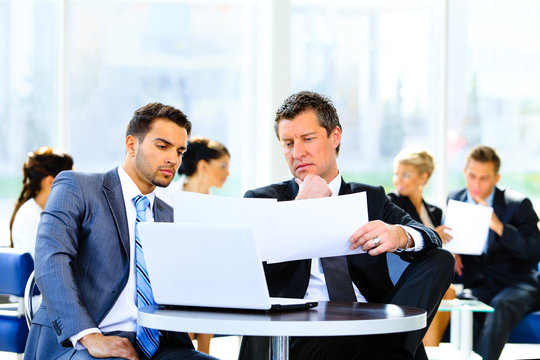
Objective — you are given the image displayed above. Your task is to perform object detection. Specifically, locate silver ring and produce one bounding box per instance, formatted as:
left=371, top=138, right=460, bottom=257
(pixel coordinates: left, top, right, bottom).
left=372, top=237, right=381, bottom=246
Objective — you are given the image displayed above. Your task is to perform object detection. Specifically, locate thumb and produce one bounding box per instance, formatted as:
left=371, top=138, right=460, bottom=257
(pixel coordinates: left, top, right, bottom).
left=295, top=177, right=303, bottom=186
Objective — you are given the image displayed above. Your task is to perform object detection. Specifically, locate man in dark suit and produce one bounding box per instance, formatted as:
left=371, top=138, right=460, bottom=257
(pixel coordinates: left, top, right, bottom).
left=449, top=145, right=540, bottom=360
left=239, top=91, right=454, bottom=360
left=24, top=103, right=217, bottom=360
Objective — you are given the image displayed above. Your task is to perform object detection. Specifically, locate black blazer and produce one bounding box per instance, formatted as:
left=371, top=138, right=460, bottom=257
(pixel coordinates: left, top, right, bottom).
left=388, top=193, right=443, bottom=227
left=448, top=187, right=540, bottom=288
left=244, top=177, right=442, bottom=303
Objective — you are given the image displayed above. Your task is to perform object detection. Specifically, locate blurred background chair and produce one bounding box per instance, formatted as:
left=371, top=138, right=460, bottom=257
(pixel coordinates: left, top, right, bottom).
left=507, top=261, right=540, bottom=344
left=0, top=248, right=34, bottom=359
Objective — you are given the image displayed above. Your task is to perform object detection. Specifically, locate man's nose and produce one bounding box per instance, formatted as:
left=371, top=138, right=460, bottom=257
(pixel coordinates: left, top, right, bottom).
left=166, top=151, right=179, bottom=165
left=293, top=142, right=306, bottom=159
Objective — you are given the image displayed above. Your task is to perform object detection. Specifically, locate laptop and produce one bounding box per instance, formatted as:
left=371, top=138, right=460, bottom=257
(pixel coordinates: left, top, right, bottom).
left=137, top=222, right=317, bottom=312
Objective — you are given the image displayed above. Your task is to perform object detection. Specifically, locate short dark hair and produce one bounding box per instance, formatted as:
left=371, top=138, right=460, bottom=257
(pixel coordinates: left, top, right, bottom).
left=466, top=145, right=501, bottom=174
left=178, top=136, right=230, bottom=176
left=126, top=102, right=191, bottom=141
left=274, top=91, right=342, bottom=154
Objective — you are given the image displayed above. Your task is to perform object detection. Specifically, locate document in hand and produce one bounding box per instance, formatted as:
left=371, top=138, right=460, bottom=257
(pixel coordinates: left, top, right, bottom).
left=171, top=191, right=369, bottom=263
left=442, top=200, right=493, bottom=255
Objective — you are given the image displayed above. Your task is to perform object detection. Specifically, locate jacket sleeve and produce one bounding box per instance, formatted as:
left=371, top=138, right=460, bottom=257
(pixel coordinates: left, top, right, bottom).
left=498, top=197, right=540, bottom=263
left=34, top=172, right=97, bottom=346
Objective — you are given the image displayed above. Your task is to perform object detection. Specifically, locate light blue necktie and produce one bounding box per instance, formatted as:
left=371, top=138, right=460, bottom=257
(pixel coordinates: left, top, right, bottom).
left=133, top=195, right=159, bottom=358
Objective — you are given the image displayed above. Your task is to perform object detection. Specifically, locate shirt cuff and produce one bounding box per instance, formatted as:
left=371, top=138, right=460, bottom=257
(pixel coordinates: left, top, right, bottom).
left=70, top=328, right=101, bottom=350
left=399, top=225, right=424, bottom=251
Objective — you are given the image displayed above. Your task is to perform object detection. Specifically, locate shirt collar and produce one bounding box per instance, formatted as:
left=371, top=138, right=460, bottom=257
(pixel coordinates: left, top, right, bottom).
left=466, top=187, right=495, bottom=207
left=327, top=171, right=342, bottom=197
left=117, top=165, right=155, bottom=210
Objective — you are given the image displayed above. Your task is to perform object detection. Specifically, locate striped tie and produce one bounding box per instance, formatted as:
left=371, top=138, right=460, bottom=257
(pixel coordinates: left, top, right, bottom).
left=133, top=195, right=159, bottom=358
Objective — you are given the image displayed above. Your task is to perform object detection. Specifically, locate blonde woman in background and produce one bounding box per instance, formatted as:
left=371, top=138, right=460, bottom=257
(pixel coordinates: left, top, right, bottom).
left=388, top=145, right=455, bottom=347
left=9, top=146, right=73, bottom=258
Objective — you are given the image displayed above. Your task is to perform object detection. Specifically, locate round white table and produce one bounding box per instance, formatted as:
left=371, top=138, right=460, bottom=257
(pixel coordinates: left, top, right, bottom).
left=138, top=301, right=426, bottom=360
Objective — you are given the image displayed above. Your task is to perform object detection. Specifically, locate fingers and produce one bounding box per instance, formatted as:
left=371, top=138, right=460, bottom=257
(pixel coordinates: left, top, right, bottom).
left=295, top=175, right=332, bottom=199
left=435, top=225, right=453, bottom=244
left=349, top=221, right=381, bottom=250
left=83, top=334, right=139, bottom=360
left=349, top=221, right=402, bottom=256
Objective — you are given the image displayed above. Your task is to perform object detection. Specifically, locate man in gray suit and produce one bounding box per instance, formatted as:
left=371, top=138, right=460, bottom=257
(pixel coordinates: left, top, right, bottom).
left=24, top=103, right=217, bottom=360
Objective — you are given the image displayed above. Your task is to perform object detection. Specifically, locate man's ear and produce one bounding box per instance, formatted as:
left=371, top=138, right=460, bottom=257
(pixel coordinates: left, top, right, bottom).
left=126, top=135, right=137, bottom=157
left=331, top=126, right=342, bottom=149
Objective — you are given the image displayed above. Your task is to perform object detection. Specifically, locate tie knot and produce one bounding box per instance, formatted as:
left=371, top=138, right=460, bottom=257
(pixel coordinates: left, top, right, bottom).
left=133, top=195, right=150, bottom=213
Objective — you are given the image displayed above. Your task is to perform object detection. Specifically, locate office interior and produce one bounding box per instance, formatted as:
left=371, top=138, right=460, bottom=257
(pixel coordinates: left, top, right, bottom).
left=1, top=0, right=540, bottom=359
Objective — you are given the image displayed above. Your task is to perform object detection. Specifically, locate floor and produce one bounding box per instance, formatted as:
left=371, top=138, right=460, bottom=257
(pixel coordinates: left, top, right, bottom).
left=3, top=339, right=540, bottom=359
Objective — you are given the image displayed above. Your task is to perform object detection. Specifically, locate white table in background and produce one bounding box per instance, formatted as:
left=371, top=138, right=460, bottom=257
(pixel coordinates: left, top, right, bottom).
left=438, top=299, right=494, bottom=360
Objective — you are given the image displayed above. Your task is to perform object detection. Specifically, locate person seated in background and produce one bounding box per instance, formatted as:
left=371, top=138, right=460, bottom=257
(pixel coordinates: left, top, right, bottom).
left=388, top=145, right=455, bottom=347
left=24, top=103, right=217, bottom=360
left=9, top=146, right=73, bottom=258
left=239, top=91, right=455, bottom=360
left=178, top=136, right=230, bottom=195
left=448, top=145, right=540, bottom=360
left=170, top=136, right=230, bottom=354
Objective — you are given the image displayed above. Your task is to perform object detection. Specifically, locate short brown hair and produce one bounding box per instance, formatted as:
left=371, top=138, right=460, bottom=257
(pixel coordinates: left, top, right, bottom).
left=274, top=91, right=342, bottom=154
left=466, top=145, right=501, bottom=174
left=126, top=102, right=191, bottom=141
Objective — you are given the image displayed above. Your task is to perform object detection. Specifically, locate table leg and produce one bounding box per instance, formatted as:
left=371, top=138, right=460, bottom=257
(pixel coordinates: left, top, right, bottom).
left=459, top=309, right=473, bottom=358
left=450, top=309, right=461, bottom=350
left=270, top=335, right=289, bottom=360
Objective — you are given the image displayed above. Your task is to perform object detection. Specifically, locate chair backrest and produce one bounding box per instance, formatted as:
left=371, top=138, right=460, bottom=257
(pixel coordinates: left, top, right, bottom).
left=0, top=247, right=34, bottom=355
left=24, top=270, right=40, bottom=329
left=0, top=248, right=34, bottom=297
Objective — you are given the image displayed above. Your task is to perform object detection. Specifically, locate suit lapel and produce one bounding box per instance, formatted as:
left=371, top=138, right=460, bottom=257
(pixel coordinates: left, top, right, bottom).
left=153, top=197, right=173, bottom=222
left=286, top=178, right=300, bottom=200
left=338, top=178, right=351, bottom=195
left=103, top=169, right=130, bottom=256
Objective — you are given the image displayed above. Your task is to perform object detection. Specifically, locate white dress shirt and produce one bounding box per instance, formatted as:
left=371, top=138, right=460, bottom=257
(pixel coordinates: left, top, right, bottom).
left=303, top=173, right=424, bottom=302
left=11, top=198, right=43, bottom=258
left=71, top=166, right=156, bottom=348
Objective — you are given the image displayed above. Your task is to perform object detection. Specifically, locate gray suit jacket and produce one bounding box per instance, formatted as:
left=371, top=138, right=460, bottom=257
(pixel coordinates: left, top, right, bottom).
left=24, top=168, right=190, bottom=359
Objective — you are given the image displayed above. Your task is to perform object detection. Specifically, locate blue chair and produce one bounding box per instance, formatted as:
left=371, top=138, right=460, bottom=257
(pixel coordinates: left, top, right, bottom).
left=508, top=311, right=540, bottom=343
left=0, top=247, right=34, bottom=358
left=507, top=262, right=540, bottom=344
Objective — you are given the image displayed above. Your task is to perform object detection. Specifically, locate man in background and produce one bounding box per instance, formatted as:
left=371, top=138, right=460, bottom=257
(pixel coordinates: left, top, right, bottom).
left=449, top=145, right=540, bottom=360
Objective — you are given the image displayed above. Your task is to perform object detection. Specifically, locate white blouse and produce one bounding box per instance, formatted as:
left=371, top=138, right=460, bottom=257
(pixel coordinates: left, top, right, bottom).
left=11, top=198, right=43, bottom=258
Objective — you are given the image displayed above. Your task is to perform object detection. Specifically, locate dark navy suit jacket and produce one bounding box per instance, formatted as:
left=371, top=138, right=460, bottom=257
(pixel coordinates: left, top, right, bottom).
left=387, top=193, right=442, bottom=228
left=448, top=187, right=540, bottom=289
left=245, top=177, right=442, bottom=303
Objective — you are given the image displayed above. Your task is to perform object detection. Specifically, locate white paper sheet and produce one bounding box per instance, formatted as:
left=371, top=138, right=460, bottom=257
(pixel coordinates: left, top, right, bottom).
left=170, top=191, right=368, bottom=263
left=442, top=199, right=493, bottom=255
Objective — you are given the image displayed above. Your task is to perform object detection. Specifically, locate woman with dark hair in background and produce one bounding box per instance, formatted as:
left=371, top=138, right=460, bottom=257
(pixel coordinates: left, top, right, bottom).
left=388, top=145, right=455, bottom=347
left=178, top=136, right=230, bottom=195
left=172, top=136, right=230, bottom=354
left=9, top=146, right=73, bottom=258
